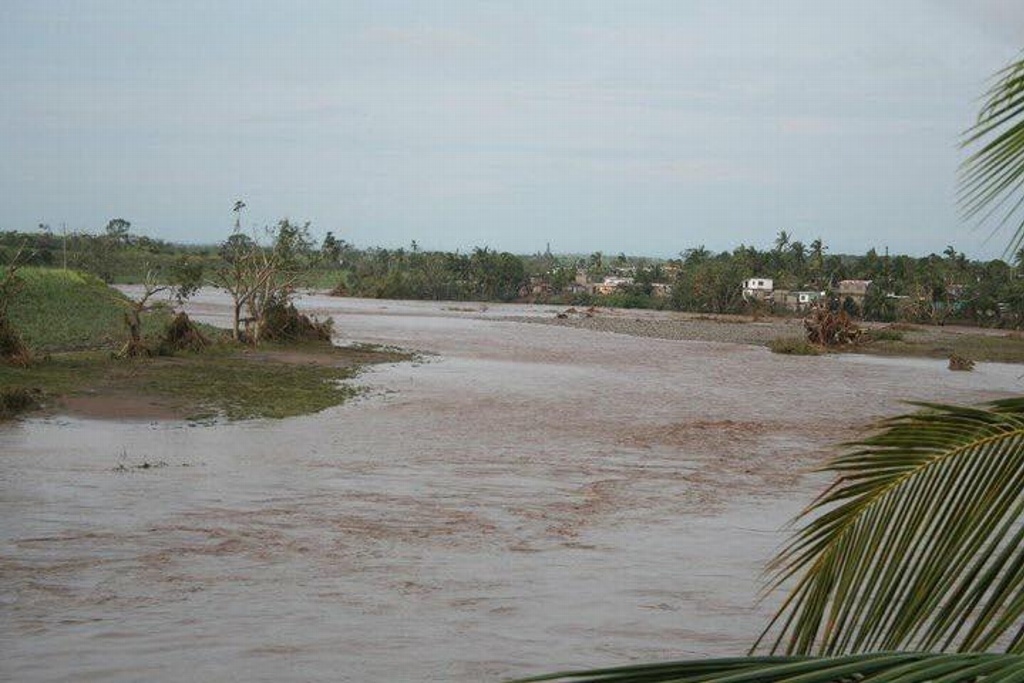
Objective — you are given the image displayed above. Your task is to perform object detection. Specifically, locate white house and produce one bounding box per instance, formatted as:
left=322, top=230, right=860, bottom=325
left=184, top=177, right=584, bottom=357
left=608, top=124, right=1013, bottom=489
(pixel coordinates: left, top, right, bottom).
left=742, top=277, right=774, bottom=301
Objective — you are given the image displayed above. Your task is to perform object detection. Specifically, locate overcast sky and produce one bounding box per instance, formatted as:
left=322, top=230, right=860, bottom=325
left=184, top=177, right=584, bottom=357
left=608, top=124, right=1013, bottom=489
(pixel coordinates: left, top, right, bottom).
left=2, top=1, right=1023, bottom=258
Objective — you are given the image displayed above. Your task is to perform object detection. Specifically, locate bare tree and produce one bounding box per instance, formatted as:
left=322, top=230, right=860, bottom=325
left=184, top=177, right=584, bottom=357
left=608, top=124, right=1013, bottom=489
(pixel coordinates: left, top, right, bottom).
left=210, top=218, right=315, bottom=344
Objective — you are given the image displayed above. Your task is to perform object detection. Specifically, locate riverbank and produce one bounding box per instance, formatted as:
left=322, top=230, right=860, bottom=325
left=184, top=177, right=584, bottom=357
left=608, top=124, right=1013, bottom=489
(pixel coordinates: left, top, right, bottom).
left=508, top=308, right=1024, bottom=364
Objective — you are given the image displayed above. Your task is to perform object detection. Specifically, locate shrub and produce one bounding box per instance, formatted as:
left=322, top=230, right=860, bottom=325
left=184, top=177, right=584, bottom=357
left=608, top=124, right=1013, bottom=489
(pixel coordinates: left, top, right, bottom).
left=865, top=328, right=905, bottom=342
left=260, top=299, right=334, bottom=342
left=159, top=312, right=210, bottom=354
left=769, top=336, right=823, bottom=355
left=0, top=386, right=40, bottom=419
left=948, top=353, right=975, bottom=371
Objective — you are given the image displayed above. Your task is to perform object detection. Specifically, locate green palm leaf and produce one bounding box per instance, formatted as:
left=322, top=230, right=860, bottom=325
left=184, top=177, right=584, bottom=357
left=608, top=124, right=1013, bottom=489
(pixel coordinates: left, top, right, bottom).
left=755, top=398, right=1024, bottom=656
left=959, top=55, right=1024, bottom=255
left=511, top=653, right=1024, bottom=683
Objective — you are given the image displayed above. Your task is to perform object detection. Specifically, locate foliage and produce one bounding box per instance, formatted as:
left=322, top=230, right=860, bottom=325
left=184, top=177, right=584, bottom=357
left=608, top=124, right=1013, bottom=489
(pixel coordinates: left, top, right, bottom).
left=343, top=245, right=526, bottom=302
left=757, top=399, right=1024, bottom=655
left=258, top=295, right=334, bottom=342
left=769, top=337, right=822, bottom=355
left=960, top=55, right=1024, bottom=255
left=513, top=652, right=1024, bottom=683
left=5, top=268, right=168, bottom=352
left=863, top=328, right=904, bottom=342
left=804, top=307, right=862, bottom=347
left=114, top=263, right=202, bottom=358
left=159, top=312, right=211, bottom=354
left=0, top=245, right=30, bottom=364
left=209, top=215, right=319, bottom=343
left=0, top=345, right=409, bottom=421
left=6, top=224, right=1024, bottom=328
left=948, top=353, right=975, bottom=371
left=0, top=386, right=39, bottom=420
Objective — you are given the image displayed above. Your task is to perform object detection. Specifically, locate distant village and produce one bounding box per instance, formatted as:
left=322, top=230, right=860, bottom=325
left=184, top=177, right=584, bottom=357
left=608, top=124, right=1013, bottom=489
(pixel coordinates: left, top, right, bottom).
left=523, top=265, right=878, bottom=312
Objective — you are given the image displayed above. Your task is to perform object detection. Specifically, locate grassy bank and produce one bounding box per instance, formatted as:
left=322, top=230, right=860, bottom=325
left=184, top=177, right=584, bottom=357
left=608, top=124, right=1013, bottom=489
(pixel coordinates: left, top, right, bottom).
left=848, top=326, right=1024, bottom=364
left=0, top=343, right=411, bottom=421
left=8, top=268, right=138, bottom=351
left=1, top=268, right=413, bottom=421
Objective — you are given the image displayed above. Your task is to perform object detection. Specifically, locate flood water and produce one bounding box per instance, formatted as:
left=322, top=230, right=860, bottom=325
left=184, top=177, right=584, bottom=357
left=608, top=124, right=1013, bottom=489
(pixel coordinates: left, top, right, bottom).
left=2, top=293, right=1020, bottom=681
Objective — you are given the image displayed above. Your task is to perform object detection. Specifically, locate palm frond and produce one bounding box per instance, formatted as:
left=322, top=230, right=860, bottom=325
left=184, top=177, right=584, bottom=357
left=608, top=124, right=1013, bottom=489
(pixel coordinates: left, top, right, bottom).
left=959, top=55, right=1024, bottom=256
left=755, top=399, right=1024, bottom=656
left=511, top=652, right=1024, bottom=683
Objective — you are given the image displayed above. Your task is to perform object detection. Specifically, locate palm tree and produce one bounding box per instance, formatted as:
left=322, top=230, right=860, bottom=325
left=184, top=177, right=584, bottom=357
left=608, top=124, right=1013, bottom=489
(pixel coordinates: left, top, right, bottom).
left=513, top=53, right=1024, bottom=683
left=960, top=56, right=1024, bottom=255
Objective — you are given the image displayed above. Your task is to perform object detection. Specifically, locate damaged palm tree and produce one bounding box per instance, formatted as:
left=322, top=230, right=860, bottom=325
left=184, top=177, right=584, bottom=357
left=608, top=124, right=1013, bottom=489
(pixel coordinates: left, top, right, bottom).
left=0, top=244, right=31, bottom=366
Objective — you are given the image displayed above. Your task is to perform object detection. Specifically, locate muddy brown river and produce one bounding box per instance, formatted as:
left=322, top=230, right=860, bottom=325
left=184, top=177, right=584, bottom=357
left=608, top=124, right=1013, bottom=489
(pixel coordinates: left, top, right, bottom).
left=2, top=293, right=1020, bottom=681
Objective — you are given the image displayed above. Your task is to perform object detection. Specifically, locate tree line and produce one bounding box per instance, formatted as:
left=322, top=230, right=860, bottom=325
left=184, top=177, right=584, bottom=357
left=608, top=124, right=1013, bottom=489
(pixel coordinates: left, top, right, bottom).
left=4, top=222, right=1024, bottom=328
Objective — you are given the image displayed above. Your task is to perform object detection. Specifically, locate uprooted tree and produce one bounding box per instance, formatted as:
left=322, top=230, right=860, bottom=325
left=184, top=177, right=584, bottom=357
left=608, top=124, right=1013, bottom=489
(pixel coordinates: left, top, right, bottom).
left=804, top=302, right=862, bottom=347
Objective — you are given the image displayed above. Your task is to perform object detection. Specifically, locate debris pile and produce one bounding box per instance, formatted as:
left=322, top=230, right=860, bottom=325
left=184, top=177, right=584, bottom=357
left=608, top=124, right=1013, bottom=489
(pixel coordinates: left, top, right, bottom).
left=804, top=306, right=862, bottom=347
left=261, top=300, right=334, bottom=342
left=161, top=312, right=210, bottom=353
left=948, top=354, right=975, bottom=371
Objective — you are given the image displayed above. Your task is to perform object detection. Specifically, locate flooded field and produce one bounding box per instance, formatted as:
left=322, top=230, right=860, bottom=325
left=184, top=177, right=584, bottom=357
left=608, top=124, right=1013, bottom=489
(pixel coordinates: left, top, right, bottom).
left=2, top=293, right=1020, bottom=682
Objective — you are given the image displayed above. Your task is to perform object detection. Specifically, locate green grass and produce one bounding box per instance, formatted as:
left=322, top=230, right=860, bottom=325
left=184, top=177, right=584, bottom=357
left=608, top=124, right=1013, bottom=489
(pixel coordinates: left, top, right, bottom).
left=863, top=328, right=905, bottom=342
left=0, top=344, right=412, bottom=421
left=1, top=267, right=414, bottom=422
left=114, top=351, right=363, bottom=421
left=856, top=331, right=1024, bottom=363
left=769, top=336, right=823, bottom=356
left=7, top=267, right=168, bottom=351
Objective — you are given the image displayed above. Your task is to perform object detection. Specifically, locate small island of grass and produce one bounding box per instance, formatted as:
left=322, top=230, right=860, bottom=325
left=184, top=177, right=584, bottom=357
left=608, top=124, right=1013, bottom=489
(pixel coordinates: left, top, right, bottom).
left=0, top=267, right=413, bottom=422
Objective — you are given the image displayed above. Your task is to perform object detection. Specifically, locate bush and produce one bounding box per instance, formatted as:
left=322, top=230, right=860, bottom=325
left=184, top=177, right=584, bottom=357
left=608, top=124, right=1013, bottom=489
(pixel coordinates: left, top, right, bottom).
left=159, top=312, right=210, bottom=354
left=0, top=386, right=40, bottom=419
left=0, top=316, right=30, bottom=365
left=948, top=353, right=975, bottom=371
left=769, top=336, right=823, bottom=356
left=260, top=299, right=334, bottom=342
left=865, top=328, right=905, bottom=342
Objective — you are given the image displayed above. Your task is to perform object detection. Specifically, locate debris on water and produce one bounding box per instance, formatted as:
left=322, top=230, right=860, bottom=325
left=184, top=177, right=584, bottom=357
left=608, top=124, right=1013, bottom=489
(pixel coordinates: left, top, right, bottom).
left=113, top=460, right=169, bottom=472
left=948, top=354, right=975, bottom=371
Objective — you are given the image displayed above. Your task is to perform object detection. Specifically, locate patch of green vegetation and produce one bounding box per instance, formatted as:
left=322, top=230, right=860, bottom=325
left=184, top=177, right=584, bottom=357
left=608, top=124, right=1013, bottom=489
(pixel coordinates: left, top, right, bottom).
left=856, top=331, right=1024, bottom=364
left=0, top=344, right=413, bottom=421
left=7, top=268, right=168, bottom=351
left=0, top=386, right=41, bottom=420
left=769, top=336, right=823, bottom=356
left=0, top=267, right=416, bottom=422
left=864, top=328, right=905, bottom=342
left=130, top=354, right=360, bottom=420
